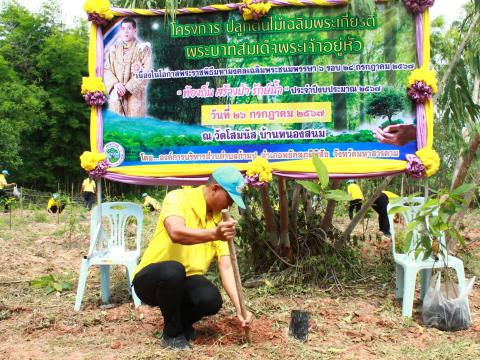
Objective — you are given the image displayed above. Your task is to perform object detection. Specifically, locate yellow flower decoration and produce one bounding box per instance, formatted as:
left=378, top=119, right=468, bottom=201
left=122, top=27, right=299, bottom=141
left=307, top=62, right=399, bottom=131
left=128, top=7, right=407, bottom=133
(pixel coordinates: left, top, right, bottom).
left=80, top=151, right=107, bottom=171
left=246, top=156, right=273, bottom=184
left=240, top=0, right=272, bottom=21
left=416, top=148, right=440, bottom=177
left=408, top=68, right=438, bottom=93
left=81, top=76, right=106, bottom=95
left=83, top=0, right=114, bottom=20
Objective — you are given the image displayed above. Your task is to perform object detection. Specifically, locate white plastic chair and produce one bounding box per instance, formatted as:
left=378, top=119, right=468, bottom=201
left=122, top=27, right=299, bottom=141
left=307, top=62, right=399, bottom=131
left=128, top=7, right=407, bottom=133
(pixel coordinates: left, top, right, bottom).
left=74, top=202, right=143, bottom=310
left=388, top=197, right=466, bottom=317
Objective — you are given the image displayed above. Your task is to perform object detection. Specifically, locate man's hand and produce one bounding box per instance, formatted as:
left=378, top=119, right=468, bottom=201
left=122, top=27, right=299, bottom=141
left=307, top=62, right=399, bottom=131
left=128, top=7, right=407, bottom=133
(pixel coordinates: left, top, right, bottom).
left=373, top=124, right=416, bottom=146
left=237, top=310, right=253, bottom=328
left=215, top=219, right=236, bottom=241
left=114, top=83, right=127, bottom=97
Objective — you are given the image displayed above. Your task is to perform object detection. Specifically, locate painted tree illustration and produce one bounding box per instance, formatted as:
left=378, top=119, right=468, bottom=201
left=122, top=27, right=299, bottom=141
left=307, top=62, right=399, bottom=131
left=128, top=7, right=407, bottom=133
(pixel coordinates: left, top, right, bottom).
left=366, top=87, right=405, bottom=124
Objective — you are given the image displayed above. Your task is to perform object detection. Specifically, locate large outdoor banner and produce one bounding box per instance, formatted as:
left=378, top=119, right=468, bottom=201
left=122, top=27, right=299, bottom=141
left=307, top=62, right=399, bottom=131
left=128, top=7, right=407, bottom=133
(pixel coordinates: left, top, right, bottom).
left=87, top=1, right=434, bottom=183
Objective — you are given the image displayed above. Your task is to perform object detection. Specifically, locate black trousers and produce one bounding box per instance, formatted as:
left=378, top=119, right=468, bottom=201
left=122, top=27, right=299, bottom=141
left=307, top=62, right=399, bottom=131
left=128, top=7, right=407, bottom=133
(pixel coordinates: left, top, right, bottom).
left=348, top=199, right=362, bottom=220
left=49, top=204, right=65, bottom=214
left=83, top=191, right=94, bottom=210
left=0, top=189, right=8, bottom=211
left=132, top=261, right=223, bottom=337
left=372, top=193, right=390, bottom=235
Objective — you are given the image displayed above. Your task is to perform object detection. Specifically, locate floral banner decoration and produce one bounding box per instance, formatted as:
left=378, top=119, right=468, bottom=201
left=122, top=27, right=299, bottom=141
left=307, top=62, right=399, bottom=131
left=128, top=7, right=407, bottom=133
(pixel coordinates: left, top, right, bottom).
left=80, top=151, right=109, bottom=179
left=403, top=0, right=435, bottom=14
left=407, top=68, right=438, bottom=104
left=81, top=76, right=107, bottom=106
left=84, top=0, right=114, bottom=26
left=238, top=0, right=272, bottom=21
left=416, top=148, right=440, bottom=177
left=245, top=157, right=273, bottom=187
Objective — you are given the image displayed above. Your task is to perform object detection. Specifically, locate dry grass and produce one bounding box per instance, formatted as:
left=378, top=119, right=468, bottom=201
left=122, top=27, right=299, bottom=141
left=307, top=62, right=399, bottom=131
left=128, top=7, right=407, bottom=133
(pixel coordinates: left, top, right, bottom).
left=0, top=206, right=479, bottom=359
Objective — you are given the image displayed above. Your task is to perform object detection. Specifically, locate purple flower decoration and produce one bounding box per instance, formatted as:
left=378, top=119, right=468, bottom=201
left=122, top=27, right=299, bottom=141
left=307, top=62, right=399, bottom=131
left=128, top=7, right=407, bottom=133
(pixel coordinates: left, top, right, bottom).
left=245, top=174, right=266, bottom=188
left=83, top=91, right=107, bottom=106
left=88, top=12, right=109, bottom=26
left=88, top=159, right=109, bottom=179
left=403, top=0, right=435, bottom=14
left=405, top=154, right=426, bottom=179
left=407, top=80, right=433, bottom=104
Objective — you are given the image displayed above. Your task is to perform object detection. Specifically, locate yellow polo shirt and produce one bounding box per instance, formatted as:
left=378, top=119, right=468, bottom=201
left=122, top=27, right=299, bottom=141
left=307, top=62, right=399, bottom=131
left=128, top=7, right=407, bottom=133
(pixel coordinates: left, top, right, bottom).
left=135, top=186, right=230, bottom=277
left=347, top=183, right=364, bottom=200
left=143, top=195, right=161, bottom=211
left=383, top=191, right=399, bottom=199
left=82, top=178, right=96, bottom=193
left=47, top=198, right=59, bottom=209
left=0, top=174, right=7, bottom=190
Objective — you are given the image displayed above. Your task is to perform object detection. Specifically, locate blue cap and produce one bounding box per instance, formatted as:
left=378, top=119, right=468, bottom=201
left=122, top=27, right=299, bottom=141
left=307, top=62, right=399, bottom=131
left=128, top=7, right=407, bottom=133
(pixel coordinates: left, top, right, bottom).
left=212, top=166, right=246, bottom=209
left=141, top=193, right=147, bottom=198
left=53, top=193, right=59, bottom=199
left=2, top=170, right=9, bottom=176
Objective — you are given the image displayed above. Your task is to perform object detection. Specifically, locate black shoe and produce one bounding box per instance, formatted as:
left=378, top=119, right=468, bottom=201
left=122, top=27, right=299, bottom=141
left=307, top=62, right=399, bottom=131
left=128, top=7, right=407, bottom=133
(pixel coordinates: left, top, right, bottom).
left=184, top=325, right=197, bottom=341
left=161, top=333, right=192, bottom=349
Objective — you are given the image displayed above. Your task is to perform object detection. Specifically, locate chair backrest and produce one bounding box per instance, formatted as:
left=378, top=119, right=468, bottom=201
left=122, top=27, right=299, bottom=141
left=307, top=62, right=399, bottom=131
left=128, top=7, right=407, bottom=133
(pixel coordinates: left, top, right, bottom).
left=388, top=197, right=424, bottom=258
left=90, top=202, right=143, bottom=256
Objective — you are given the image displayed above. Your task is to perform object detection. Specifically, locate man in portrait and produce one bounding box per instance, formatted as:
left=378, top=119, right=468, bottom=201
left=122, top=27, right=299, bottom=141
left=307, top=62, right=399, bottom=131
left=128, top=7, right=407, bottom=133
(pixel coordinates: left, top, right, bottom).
left=104, top=17, right=152, bottom=118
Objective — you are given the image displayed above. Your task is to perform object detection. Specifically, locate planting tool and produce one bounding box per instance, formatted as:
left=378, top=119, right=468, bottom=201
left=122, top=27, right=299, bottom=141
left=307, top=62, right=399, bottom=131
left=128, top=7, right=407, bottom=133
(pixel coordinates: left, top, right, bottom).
left=221, top=209, right=252, bottom=343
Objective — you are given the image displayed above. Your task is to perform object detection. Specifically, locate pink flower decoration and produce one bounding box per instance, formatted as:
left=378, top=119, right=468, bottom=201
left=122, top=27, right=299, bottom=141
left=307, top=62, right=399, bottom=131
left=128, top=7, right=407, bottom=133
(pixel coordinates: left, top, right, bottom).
left=403, top=0, right=435, bottom=14
left=405, top=154, right=426, bottom=179
left=87, top=12, right=109, bottom=26
left=88, top=159, right=109, bottom=179
left=245, top=174, right=266, bottom=188
left=407, top=80, right=433, bottom=104
left=83, top=91, right=107, bottom=106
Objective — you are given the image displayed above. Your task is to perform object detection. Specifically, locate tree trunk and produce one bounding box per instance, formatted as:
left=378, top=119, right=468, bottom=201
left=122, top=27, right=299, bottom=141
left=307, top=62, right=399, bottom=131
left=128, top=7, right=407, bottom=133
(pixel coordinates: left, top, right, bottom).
left=450, top=74, right=480, bottom=191
left=278, top=177, right=290, bottom=252
left=290, top=183, right=302, bottom=240
left=260, top=185, right=278, bottom=246
left=320, top=179, right=340, bottom=231
left=435, top=12, right=480, bottom=100
left=341, top=175, right=396, bottom=244
left=383, top=3, right=398, bottom=85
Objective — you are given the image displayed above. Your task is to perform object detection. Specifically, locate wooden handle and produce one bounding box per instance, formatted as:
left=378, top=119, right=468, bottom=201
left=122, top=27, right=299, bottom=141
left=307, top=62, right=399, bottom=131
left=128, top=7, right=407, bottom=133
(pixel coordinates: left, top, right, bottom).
left=221, top=209, right=252, bottom=343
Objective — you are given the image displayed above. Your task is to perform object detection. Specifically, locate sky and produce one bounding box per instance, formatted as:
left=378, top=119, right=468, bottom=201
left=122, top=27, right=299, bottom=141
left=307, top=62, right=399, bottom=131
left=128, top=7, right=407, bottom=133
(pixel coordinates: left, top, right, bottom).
left=14, top=0, right=471, bottom=27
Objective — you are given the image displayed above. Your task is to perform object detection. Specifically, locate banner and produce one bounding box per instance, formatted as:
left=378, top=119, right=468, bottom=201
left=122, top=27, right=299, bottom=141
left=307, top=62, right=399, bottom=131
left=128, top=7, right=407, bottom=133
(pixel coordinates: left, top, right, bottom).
left=91, top=2, right=427, bottom=181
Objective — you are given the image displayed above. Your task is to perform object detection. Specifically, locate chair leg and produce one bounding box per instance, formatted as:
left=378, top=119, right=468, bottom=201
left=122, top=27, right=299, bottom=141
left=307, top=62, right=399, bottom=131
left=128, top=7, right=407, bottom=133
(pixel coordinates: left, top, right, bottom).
left=125, top=263, right=141, bottom=308
left=100, top=265, right=110, bottom=304
left=401, top=268, right=418, bottom=318
left=74, top=259, right=90, bottom=311
left=395, top=264, right=404, bottom=299
left=420, top=269, right=432, bottom=300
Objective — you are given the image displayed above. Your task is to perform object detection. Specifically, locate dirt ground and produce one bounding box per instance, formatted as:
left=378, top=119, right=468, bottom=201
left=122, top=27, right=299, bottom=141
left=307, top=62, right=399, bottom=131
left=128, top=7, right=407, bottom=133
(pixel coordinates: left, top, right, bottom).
left=0, top=207, right=479, bottom=360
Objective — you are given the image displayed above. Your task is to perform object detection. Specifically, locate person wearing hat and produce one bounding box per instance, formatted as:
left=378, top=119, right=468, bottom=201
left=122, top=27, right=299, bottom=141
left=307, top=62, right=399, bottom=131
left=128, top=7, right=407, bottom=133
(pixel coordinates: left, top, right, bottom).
left=0, top=170, right=16, bottom=213
left=47, top=193, right=65, bottom=214
left=141, top=193, right=161, bottom=212
left=132, top=166, right=253, bottom=349
left=346, top=179, right=364, bottom=220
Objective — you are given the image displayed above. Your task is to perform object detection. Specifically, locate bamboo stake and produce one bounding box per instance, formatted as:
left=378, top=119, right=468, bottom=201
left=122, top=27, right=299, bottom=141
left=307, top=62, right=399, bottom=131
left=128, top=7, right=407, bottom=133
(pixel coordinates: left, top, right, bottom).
left=221, top=209, right=252, bottom=343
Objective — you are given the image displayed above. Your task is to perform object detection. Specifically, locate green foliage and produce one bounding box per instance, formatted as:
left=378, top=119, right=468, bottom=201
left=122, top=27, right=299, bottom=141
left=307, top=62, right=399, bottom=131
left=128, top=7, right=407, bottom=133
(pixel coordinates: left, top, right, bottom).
left=297, top=155, right=351, bottom=202
left=31, top=274, right=72, bottom=294
left=0, top=1, right=89, bottom=189
left=388, top=183, right=478, bottom=259
left=366, top=86, right=406, bottom=124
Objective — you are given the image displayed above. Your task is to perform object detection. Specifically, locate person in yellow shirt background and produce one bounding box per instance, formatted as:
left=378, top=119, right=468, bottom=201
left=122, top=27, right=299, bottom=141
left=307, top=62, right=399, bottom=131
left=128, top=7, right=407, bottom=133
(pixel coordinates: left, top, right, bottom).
left=132, top=166, right=253, bottom=349
left=0, top=170, right=16, bottom=213
left=346, top=179, right=364, bottom=220
left=372, top=190, right=399, bottom=237
left=81, top=177, right=96, bottom=210
left=47, top=193, right=65, bottom=214
left=141, top=193, right=161, bottom=212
